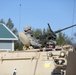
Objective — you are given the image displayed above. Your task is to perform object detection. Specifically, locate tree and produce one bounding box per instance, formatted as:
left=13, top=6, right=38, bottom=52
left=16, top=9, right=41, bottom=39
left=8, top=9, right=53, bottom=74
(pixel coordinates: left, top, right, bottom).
left=0, top=19, right=5, bottom=24
left=57, top=32, right=72, bottom=45
left=6, top=18, right=14, bottom=30
left=14, top=41, right=23, bottom=51
left=32, top=29, right=42, bottom=38
left=6, top=18, right=18, bottom=35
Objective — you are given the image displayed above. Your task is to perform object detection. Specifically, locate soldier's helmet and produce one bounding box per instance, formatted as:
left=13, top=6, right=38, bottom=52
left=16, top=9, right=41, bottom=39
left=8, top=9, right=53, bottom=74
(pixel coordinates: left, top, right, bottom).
left=24, top=26, right=31, bottom=31
left=47, top=40, right=56, bottom=48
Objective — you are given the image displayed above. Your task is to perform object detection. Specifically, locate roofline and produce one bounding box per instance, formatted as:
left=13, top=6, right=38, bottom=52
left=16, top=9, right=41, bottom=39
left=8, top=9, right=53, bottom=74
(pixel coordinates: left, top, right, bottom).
left=0, top=23, right=18, bottom=40
left=0, top=38, right=18, bottom=40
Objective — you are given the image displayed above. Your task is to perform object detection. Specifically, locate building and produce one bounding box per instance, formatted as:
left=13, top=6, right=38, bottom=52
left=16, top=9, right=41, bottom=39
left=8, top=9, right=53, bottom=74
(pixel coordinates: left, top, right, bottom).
left=0, top=23, right=18, bottom=51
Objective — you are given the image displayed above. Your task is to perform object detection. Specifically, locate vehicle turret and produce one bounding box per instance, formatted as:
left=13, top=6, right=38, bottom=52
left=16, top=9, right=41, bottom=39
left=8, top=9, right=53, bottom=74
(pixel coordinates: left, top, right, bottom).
left=38, top=23, right=76, bottom=46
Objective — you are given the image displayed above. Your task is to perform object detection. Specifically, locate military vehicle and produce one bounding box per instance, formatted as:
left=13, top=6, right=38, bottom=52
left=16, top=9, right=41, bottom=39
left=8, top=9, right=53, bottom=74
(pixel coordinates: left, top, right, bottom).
left=0, top=24, right=76, bottom=75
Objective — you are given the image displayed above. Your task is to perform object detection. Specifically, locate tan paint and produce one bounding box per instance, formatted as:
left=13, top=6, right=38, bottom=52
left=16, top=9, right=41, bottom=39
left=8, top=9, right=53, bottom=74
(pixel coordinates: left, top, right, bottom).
left=18, top=32, right=30, bottom=47
left=0, top=31, right=73, bottom=75
left=0, top=50, right=65, bottom=75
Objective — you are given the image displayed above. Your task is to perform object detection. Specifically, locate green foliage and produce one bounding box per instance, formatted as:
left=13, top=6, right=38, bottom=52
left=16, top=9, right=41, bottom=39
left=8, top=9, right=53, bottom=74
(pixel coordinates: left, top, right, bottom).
left=6, top=18, right=14, bottom=30
left=45, top=28, right=51, bottom=34
left=0, top=19, right=5, bottom=24
left=57, top=32, right=65, bottom=45
left=32, top=29, right=42, bottom=38
left=57, top=32, right=72, bottom=45
left=6, top=18, right=18, bottom=35
left=14, top=41, right=23, bottom=51
left=13, top=28, right=18, bottom=35
left=41, top=28, right=51, bottom=45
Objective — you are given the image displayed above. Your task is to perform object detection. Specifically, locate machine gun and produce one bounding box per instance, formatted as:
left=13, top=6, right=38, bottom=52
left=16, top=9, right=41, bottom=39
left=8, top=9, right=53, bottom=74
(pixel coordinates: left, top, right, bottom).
left=47, top=23, right=76, bottom=40
left=38, top=23, right=76, bottom=42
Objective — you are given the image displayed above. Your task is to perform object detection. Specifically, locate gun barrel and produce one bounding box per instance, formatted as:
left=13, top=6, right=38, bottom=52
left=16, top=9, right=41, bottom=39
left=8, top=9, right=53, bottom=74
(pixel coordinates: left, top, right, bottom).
left=54, top=24, right=76, bottom=33
left=48, top=23, right=54, bottom=33
left=48, top=23, right=51, bottom=31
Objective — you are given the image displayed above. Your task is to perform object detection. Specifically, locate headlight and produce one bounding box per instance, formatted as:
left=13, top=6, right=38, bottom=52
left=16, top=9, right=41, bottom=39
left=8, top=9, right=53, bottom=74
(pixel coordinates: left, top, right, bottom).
left=60, top=52, right=65, bottom=57
left=59, top=60, right=62, bottom=64
left=54, top=59, right=65, bottom=65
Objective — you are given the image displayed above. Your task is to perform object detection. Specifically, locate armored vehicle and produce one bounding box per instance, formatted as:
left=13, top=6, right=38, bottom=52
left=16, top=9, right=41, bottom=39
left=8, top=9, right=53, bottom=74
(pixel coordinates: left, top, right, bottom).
left=0, top=24, right=76, bottom=75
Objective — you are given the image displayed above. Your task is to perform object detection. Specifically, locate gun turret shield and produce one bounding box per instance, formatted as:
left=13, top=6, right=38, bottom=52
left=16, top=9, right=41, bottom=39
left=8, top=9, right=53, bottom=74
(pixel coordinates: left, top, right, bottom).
left=18, top=32, right=30, bottom=47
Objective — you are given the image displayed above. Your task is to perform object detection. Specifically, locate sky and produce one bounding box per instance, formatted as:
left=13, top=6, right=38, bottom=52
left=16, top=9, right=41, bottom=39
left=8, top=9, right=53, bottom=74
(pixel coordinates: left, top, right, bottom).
left=0, top=0, right=76, bottom=38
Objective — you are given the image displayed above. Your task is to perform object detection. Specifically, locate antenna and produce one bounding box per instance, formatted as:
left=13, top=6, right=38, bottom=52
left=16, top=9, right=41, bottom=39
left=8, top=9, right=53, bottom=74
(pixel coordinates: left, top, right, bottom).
left=19, top=4, right=21, bottom=32
left=71, top=0, right=76, bottom=38
left=72, top=0, right=76, bottom=24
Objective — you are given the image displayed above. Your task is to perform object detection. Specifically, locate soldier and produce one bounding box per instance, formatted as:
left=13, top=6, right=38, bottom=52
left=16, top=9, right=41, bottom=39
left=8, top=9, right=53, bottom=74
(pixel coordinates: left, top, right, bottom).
left=13, top=68, right=17, bottom=75
left=24, top=25, right=42, bottom=48
left=46, top=40, right=56, bottom=48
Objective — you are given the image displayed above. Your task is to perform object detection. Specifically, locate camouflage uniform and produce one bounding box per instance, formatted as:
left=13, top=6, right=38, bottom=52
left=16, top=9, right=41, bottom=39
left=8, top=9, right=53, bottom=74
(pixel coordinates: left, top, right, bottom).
left=24, top=26, right=42, bottom=48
